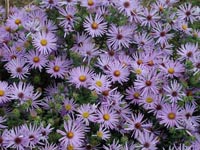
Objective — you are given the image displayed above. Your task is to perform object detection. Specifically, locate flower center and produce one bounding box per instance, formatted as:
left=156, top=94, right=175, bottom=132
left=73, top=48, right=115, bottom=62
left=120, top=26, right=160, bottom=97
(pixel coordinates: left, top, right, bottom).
left=97, top=131, right=103, bottom=138
left=14, top=137, right=22, bottom=144
left=186, top=51, right=192, bottom=57
left=33, top=56, right=40, bottom=63
left=133, top=92, right=140, bottom=99
left=66, top=15, right=72, bottom=21
left=95, top=80, right=102, bottom=87
left=145, top=80, right=152, bottom=86
left=147, top=60, right=154, bottom=66
left=168, top=112, right=176, bottom=120
left=91, top=22, right=98, bottom=29
left=29, top=135, right=35, bottom=141
left=103, top=113, right=110, bottom=121
left=0, top=137, right=3, bottom=144
left=0, top=90, right=5, bottom=96
left=147, top=15, right=152, bottom=20
left=137, top=59, right=143, bottom=65
left=53, top=65, right=60, bottom=72
left=124, top=1, right=130, bottom=8
left=82, top=112, right=89, bottom=118
left=135, top=69, right=142, bottom=75
left=182, top=24, right=188, bottom=30
left=40, top=39, right=48, bottom=46
left=135, top=122, right=141, bottom=129
left=102, top=90, right=109, bottom=96
left=16, top=67, right=22, bottom=73
left=117, top=34, right=123, bottom=40
left=15, top=19, right=21, bottom=25
left=113, top=70, right=121, bottom=77
left=67, top=132, right=74, bottom=139
left=185, top=11, right=191, bottom=16
left=65, top=104, right=72, bottom=111
left=172, top=91, right=178, bottom=97
left=168, top=68, right=174, bottom=74
left=88, top=0, right=94, bottom=6
left=18, top=92, right=24, bottom=99
left=144, top=142, right=150, bottom=148
left=146, top=97, right=153, bottom=103
left=160, top=31, right=166, bottom=37
left=79, top=75, right=87, bottom=82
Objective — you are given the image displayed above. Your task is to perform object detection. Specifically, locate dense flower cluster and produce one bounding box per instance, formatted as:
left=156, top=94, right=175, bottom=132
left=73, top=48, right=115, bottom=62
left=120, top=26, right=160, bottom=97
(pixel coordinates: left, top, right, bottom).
left=0, top=0, right=199, bottom=149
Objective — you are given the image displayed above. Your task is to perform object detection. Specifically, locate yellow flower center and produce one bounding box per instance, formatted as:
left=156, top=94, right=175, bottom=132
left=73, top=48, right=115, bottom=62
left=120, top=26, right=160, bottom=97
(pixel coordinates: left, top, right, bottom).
left=33, top=56, right=40, bottom=63
left=168, top=112, right=176, bottom=120
left=135, top=69, right=142, bottom=75
left=113, top=70, right=121, bottom=77
left=146, top=97, right=153, bottom=103
left=53, top=65, right=60, bottom=72
left=67, top=132, right=74, bottom=139
left=91, top=22, right=98, bottom=29
left=168, top=68, right=175, bottom=74
left=40, top=39, right=48, bottom=46
left=182, top=24, right=188, bottom=30
left=103, top=114, right=110, bottom=121
left=97, top=131, right=103, bottom=138
left=0, top=90, right=5, bottom=96
left=79, top=75, right=87, bottom=82
left=15, top=19, right=21, bottom=25
left=88, top=0, right=94, bottom=6
left=95, top=80, right=102, bottom=87
left=82, top=112, right=89, bottom=118
left=5, top=26, right=11, bottom=32
left=16, top=46, right=22, bottom=51
left=67, top=144, right=74, bottom=150
left=65, top=104, right=72, bottom=111
left=193, top=32, right=198, bottom=38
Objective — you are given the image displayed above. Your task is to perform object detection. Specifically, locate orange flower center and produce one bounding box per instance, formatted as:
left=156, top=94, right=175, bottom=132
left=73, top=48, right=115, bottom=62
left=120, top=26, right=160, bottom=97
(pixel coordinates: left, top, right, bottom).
left=168, top=112, right=176, bottom=120
left=67, top=132, right=74, bottom=139
left=15, top=19, right=21, bottom=25
left=168, top=68, right=174, bottom=74
left=33, top=56, right=40, bottom=63
left=79, top=75, right=86, bottom=82
left=91, top=22, right=98, bottom=29
left=53, top=66, right=60, bottom=72
left=88, top=0, right=94, bottom=6
left=114, top=70, right=121, bottom=77
left=0, top=90, right=5, bottom=96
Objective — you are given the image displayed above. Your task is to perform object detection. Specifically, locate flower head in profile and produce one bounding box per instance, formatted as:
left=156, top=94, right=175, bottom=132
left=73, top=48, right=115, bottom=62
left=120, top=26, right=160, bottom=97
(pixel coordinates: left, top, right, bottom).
left=0, top=81, right=11, bottom=104
left=84, top=14, right=107, bottom=37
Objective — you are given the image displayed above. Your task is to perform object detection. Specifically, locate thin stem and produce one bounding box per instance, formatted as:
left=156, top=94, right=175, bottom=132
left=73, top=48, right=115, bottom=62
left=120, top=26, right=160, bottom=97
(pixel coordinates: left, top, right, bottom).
left=5, top=0, right=10, bottom=19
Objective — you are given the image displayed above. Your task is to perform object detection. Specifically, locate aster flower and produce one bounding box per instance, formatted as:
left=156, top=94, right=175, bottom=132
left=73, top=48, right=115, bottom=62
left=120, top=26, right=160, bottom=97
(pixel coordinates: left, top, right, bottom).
left=9, top=82, right=34, bottom=102
left=40, top=0, right=60, bottom=9
left=25, top=50, right=48, bottom=71
left=107, top=24, right=133, bottom=49
left=96, top=106, right=119, bottom=129
left=76, top=104, right=97, bottom=125
left=4, top=126, right=28, bottom=150
left=89, top=73, right=111, bottom=92
left=21, top=124, right=43, bottom=148
left=125, top=86, right=142, bottom=104
left=58, top=6, right=76, bottom=29
left=57, top=120, right=85, bottom=147
left=103, top=140, right=122, bottom=150
left=125, top=113, right=152, bottom=138
left=0, top=81, right=11, bottom=104
left=158, top=104, right=182, bottom=128
left=46, top=57, right=71, bottom=79
left=61, top=98, right=78, bottom=116
left=71, top=33, right=92, bottom=53
left=134, top=70, right=160, bottom=96
left=81, top=0, right=100, bottom=9
left=105, top=60, right=130, bottom=84
left=40, top=143, right=58, bottom=150
left=116, top=0, right=136, bottom=16
left=68, top=66, right=94, bottom=88
left=177, top=3, right=198, bottom=23
left=39, top=124, right=53, bottom=142
left=140, top=8, right=160, bottom=28
left=32, top=31, right=57, bottom=54
left=140, top=92, right=158, bottom=110
left=191, top=54, right=200, bottom=74
left=163, top=80, right=185, bottom=105
left=177, top=43, right=198, bottom=61
left=83, top=14, right=107, bottom=37
left=96, top=126, right=111, bottom=141
left=5, top=58, right=30, bottom=80
left=136, top=132, right=159, bottom=150
left=151, top=23, right=173, bottom=45
left=160, top=60, right=185, bottom=78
